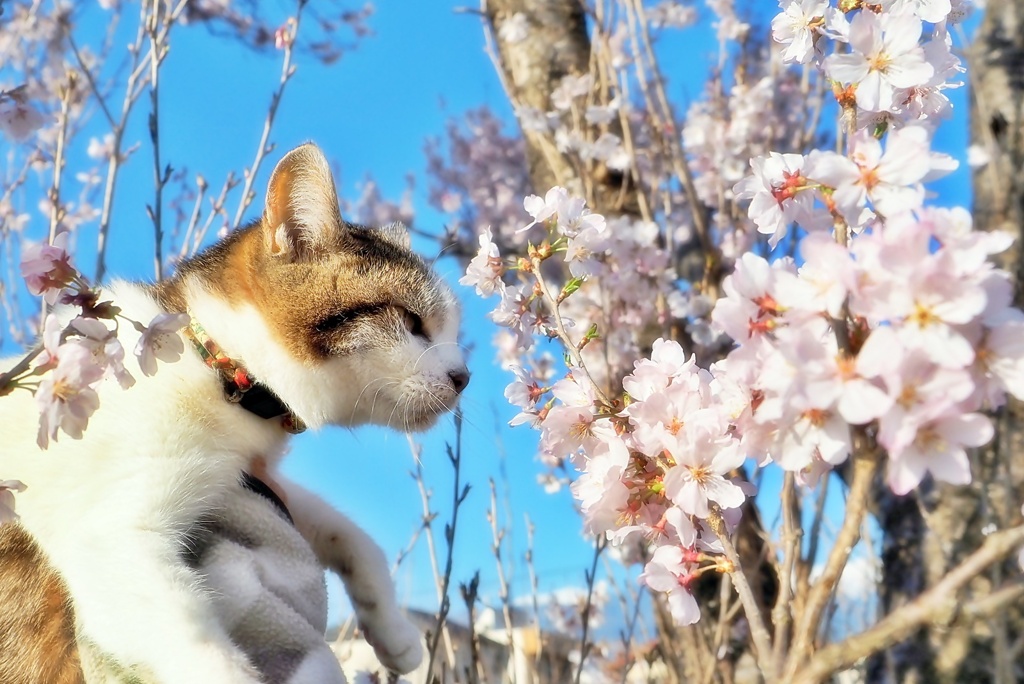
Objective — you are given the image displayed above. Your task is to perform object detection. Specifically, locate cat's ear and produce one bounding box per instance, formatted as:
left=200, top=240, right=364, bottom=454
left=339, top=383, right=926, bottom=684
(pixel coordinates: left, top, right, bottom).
left=263, top=143, right=344, bottom=261
left=378, top=221, right=411, bottom=250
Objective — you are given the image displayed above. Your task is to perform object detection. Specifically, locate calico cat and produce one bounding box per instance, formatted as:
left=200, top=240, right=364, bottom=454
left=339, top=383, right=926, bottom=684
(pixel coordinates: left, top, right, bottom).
left=0, top=142, right=468, bottom=682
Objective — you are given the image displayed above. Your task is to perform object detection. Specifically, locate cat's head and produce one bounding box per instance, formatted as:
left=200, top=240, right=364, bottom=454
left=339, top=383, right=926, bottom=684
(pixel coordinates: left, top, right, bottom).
left=177, top=143, right=468, bottom=432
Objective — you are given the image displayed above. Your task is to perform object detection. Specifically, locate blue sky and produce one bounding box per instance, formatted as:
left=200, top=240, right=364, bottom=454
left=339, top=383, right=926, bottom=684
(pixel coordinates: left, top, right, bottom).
left=6, top=0, right=979, bottom=633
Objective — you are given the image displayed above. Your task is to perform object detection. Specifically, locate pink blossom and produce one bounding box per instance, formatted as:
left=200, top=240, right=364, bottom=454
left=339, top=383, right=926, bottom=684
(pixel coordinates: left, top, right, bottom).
left=824, top=11, right=934, bottom=113
left=0, top=89, right=46, bottom=142
left=520, top=186, right=568, bottom=232
left=807, top=127, right=933, bottom=219
left=0, top=480, right=27, bottom=524
left=570, top=438, right=631, bottom=535
left=489, top=284, right=536, bottom=348
left=460, top=227, right=504, bottom=297
left=712, top=252, right=794, bottom=342
left=885, top=0, right=952, bottom=22
left=772, top=0, right=828, bottom=64
left=135, top=313, right=189, bottom=377
left=564, top=221, right=608, bottom=278
left=662, top=411, right=747, bottom=518
left=974, top=317, right=1024, bottom=406
left=20, top=233, right=76, bottom=304
left=887, top=412, right=992, bottom=495
left=623, top=338, right=697, bottom=402
left=734, top=152, right=815, bottom=247
left=557, top=201, right=605, bottom=239
left=72, top=316, right=135, bottom=390
left=639, top=545, right=701, bottom=625
left=36, top=342, right=105, bottom=448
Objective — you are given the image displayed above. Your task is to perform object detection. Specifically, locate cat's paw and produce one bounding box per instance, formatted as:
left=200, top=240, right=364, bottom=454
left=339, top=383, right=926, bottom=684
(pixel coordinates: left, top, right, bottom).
left=362, top=614, right=423, bottom=674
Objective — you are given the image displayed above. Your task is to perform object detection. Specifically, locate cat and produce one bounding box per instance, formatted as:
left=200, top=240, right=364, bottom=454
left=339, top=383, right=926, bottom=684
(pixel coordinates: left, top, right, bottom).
left=0, top=142, right=468, bottom=682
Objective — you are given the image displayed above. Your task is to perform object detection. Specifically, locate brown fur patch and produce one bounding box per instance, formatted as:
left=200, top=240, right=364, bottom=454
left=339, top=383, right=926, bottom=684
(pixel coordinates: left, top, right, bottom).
left=152, top=220, right=449, bottom=365
left=151, top=143, right=452, bottom=367
left=0, top=523, right=84, bottom=684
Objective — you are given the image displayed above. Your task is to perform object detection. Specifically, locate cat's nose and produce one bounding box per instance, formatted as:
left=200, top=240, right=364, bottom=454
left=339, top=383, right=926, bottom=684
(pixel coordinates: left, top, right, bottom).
left=449, top=368, right=470, bottom=394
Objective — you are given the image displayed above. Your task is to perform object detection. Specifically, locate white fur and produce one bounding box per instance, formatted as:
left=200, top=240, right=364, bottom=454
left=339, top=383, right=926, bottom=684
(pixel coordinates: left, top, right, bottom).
left=185, top=275, right=464, bottom=432
left=1, top=274, right=464, bottom=681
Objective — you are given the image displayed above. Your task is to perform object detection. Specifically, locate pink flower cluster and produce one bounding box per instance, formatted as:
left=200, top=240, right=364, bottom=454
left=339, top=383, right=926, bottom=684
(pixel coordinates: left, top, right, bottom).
left=4, top=238, right=189, bottom=448
left=710, top=206, right=1024, bottom=494
left=463, top=0, right=1024, bottom=626
left=465, top=192, right=753, bottom=624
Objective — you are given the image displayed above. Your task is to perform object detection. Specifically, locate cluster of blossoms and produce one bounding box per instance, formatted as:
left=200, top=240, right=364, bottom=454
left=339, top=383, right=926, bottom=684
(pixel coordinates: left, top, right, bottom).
left=463, top=0, right=1024, bottom=621
left=2, top=236, right=188, bottom=452
left=464, top=193, right=754, bottom=625
left=712, top=208, right=1024, bottom=493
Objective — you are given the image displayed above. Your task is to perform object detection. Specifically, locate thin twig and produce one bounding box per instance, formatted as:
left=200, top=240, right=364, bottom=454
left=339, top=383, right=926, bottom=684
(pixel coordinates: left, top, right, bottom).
left=772, top=473, right=802, bottom=666
left=525, top=513, right=545, bottom=676
left=572, top=534, right=608, bottom=684
left=487, top=478, right=518, bottom=684
left=0, top=343, right=44, bottom=395
left=711, top=509, right=776, bottom=683
left=530, top=254, right=613, bottom=406
left=425, top=411, right=471, bottom=679
left=145, top=0, right=170, bottom=281
left=230, top=0, right=306, bottom=229
left=408, top=437, right=457, bottom=670
left=93, top=1, right=157, bottom=281
left=41, top=70, right=76, bottom=320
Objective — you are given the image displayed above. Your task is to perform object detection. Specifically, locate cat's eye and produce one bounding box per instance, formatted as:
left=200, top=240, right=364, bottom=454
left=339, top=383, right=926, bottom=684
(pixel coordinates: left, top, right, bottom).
left=315, top=311, right=353, bottom=334
left=314, top=304, right=384, bottom=334
left=403, top=309, right=427, bottom=338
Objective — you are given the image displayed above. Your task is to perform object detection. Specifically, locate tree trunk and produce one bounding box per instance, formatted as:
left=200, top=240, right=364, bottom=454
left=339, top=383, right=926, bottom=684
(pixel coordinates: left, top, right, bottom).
left=483, top=0, right=639, bottom=218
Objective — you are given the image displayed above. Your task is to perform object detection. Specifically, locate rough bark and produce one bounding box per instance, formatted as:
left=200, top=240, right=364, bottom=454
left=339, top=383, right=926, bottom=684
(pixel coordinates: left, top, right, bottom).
left=483, top=0, right=639, bottom=218
left=872, top=3, right=1024, bottom=682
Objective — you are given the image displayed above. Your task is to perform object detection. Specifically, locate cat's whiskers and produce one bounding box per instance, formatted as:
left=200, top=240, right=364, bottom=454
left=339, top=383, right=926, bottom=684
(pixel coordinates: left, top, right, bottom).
left=349, top=376, right=400, bottom=424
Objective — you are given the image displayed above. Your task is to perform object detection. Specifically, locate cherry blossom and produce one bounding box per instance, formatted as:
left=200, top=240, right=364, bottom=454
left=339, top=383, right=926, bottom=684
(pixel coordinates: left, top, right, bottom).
left=0, top=480, right=27, bottom=524
left=520, top=186, right=568, bottom=233
left=824, top=11, right=933, bottom=113
left=886, top=412, right=992, bottom=495
left=72, top=316, right=135, bottom=390
left=459, top=227, right=505, bottom=297
left=772, top=0, right=828, bottom=64
left=35, top=342, right=105, bottom=448
left=20, top=233, right=77, bottom=304
left=639, top=545, right=701, bottom=625
left=455, top=0, right=1024, bottom=631
left=734, top=152, right=816, bottom=247
left=806, top=127, right=936, bottom=219
left=135, top=313, right=190, bottom=377
left=0, top=87, right=45, bottom=141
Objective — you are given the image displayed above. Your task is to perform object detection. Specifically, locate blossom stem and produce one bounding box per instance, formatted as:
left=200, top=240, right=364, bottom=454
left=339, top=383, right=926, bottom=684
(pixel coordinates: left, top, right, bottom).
left=0, top=343, right=44, bottom=396
left=772, top=473, right=802, bottom=665
left=710, top=507, right=777, bottom=683
left=530, top=255, right=614, bottom=406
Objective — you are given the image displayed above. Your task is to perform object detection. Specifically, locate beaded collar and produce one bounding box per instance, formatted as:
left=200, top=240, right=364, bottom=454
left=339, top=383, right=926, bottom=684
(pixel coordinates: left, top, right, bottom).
left=182, top=316, right=306, bottom=434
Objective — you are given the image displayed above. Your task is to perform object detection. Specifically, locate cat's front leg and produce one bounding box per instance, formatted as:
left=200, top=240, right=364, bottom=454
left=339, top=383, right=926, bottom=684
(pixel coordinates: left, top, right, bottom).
left=57, top=528, right=263, bottom=683
left=275, top=478, right=423, bottom=675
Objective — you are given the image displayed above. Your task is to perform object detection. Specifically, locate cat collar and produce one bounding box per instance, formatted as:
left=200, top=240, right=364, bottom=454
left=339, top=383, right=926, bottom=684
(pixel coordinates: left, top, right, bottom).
left=182, top=316, right=306, bottom=434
